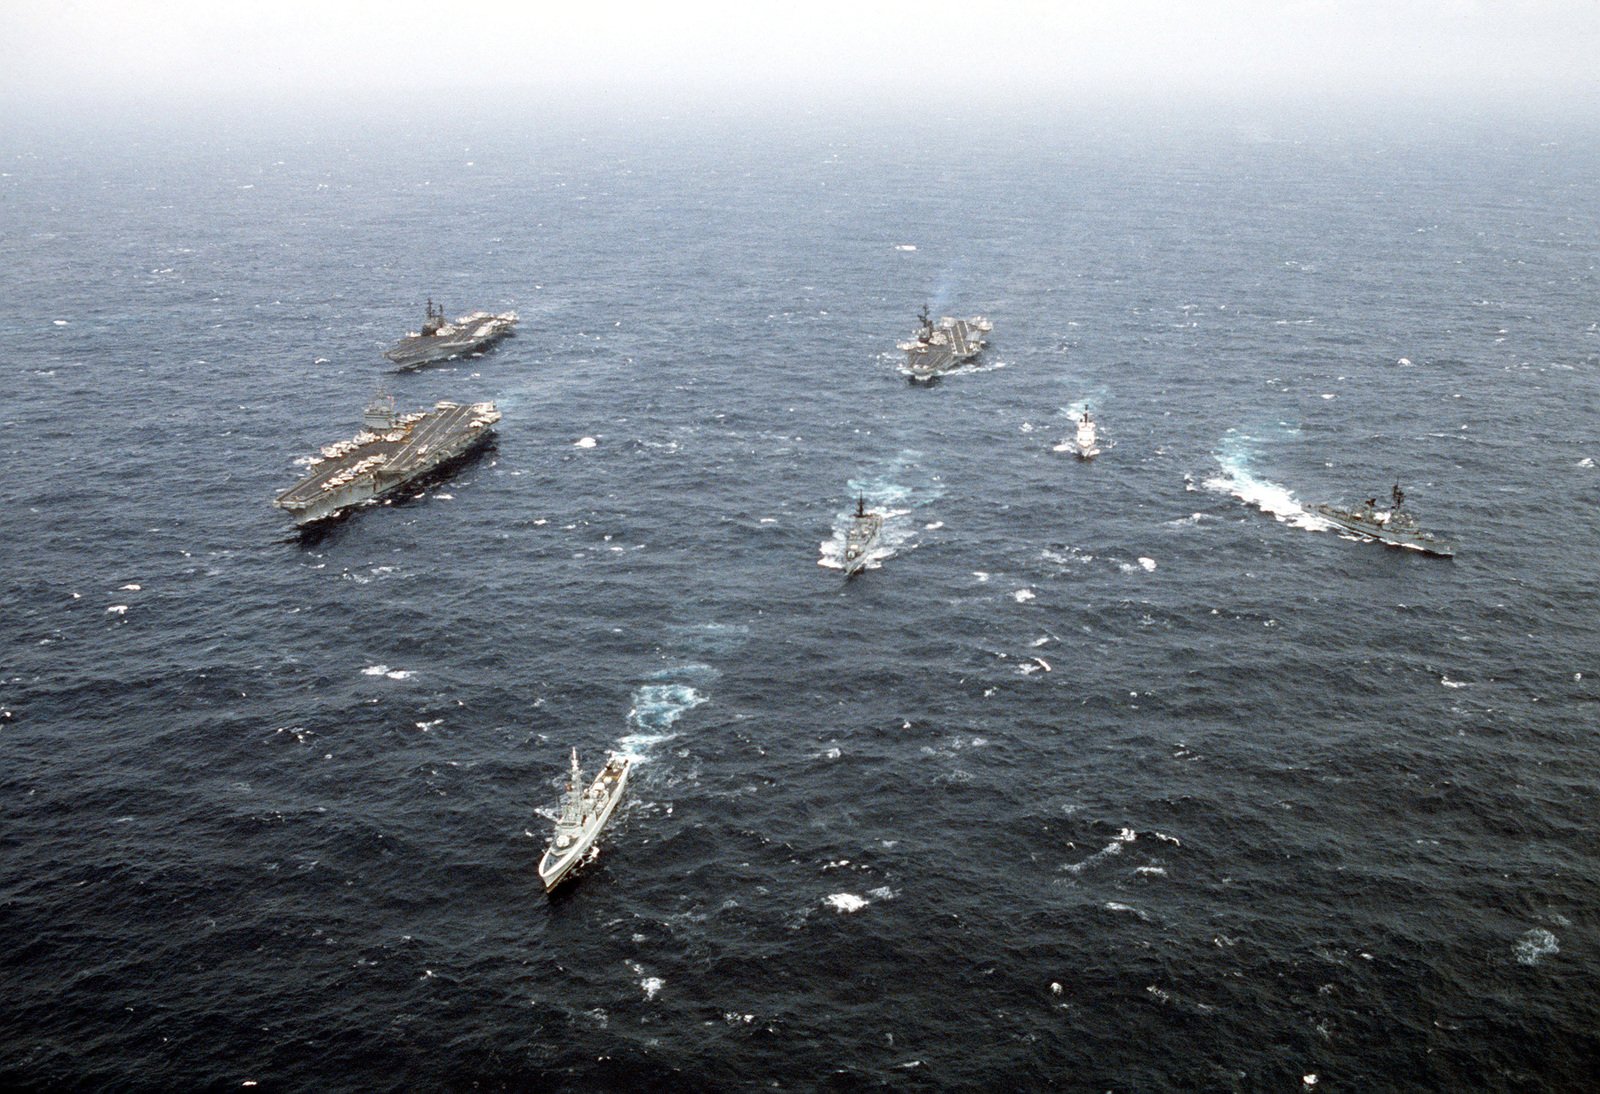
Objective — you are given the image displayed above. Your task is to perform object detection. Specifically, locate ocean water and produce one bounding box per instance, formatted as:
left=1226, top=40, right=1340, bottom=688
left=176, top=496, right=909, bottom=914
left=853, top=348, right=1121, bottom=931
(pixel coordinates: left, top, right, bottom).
left=3, top=104, right=1599, bottom=1090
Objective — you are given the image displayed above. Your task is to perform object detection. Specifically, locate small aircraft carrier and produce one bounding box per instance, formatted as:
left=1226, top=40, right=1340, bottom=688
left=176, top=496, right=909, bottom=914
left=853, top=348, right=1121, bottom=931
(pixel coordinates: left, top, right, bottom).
left=384, top=300, right=518, bottom=369
left=899, top=305, right=992, bottom=381
left=274, top=397, right=501, bottom=526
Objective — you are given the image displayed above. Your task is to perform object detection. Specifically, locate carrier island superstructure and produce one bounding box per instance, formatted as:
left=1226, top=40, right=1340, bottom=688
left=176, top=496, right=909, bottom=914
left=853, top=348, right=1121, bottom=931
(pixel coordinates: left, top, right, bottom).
left=274, top=397, right=501, bottom=525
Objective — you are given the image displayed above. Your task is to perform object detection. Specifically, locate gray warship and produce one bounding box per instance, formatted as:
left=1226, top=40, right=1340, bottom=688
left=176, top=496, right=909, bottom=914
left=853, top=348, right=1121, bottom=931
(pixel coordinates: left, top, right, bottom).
left=383, top=299, right=518, bottom=369
left=1311, top=483, right=1454, bottom=558
left=539, top=749, right=633, bottom=893
left=274, top=396, right=501, bottom=526
left=898, top=304, right=993, bottom=381
left=843, top=494, right=884, bottom=576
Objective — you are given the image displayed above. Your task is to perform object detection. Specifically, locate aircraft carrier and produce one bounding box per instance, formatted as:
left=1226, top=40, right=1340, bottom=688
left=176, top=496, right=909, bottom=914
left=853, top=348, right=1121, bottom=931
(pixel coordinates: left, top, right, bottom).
left=274, top=397, right=501, bottom=526
left=898, top=305, right=992, bottom=381
left=384, top=300, right=518, bottom=369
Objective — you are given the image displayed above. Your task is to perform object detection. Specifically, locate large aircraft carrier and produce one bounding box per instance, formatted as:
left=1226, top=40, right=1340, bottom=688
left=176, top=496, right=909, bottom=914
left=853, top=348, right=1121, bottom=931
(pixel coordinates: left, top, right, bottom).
left=898, top=305, right=993, bottom=381
left=274, top=397, right=501, bottom=525
left=384, top=300, right=518, bottom=370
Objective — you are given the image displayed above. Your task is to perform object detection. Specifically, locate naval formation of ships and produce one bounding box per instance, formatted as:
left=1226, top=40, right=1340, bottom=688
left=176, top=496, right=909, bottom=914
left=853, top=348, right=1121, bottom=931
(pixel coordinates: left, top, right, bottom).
left=275, top=294, right=1455, bottom=891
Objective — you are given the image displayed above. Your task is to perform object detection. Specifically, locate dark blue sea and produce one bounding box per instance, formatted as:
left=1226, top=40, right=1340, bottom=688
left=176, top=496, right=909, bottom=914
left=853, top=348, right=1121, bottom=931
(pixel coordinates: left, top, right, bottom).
left=3, top=100, right=1599, bottom=1091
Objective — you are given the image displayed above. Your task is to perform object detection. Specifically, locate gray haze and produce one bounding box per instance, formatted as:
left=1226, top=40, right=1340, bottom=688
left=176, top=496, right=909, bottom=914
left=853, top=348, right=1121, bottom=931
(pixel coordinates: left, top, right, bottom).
left=5, top=0, right=1599, bottom=117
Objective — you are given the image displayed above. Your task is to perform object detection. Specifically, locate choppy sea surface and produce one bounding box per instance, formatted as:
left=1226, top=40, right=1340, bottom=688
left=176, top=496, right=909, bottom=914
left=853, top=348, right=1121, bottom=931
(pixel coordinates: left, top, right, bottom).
left=3, top=104, right=1599, bottom=1090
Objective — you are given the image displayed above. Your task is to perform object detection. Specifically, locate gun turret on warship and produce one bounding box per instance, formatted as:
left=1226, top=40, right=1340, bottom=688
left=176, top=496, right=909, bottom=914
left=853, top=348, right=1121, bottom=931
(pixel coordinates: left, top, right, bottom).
left=383, top=299, right=518, bottom=370
left=1311, top=482, right=1454, bottom=557
left=898, top=304, right=992, bottom=382
left=273, top=396, right=501, bottom=526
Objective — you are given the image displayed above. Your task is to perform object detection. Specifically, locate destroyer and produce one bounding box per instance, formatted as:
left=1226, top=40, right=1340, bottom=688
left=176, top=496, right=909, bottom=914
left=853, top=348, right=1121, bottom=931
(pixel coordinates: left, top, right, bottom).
left=539, top=749, right=632, bottom=893
left=1312, top=483, right=1453, bottom=557
left=274, top=396, right=500, bottom=526
left=843, top=494, right=884, bottom=576
left=384, top=299, right=517, bottom=369
left=898, top=304, right=992, bottom=381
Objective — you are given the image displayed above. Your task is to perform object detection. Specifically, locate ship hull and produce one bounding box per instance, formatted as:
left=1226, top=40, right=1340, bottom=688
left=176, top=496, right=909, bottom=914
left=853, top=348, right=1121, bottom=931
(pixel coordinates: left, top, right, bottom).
left=275, top=401, right=500, bottom=527
left=899, top=316, right=991, bottom=380
left=279, top=431, right=495, bottom=526
left=384, top=312, right=517, bottom=369
left=539, top=758, right=631, bottom=893
left=1312, top=507, right=1454, bottom=557
left=843, top=516, right=883, bottom=576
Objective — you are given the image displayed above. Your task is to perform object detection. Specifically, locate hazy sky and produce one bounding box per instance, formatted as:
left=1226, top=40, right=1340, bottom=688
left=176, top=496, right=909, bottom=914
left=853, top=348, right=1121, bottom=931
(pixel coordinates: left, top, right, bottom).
left=5, top=0, right=1598, bottom=114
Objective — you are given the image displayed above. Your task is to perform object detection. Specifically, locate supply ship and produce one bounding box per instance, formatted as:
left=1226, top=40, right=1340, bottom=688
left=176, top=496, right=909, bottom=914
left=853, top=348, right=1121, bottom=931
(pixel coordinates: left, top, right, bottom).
left=899, top=304, right=992, bottom=381
left=384, top=300, right=518, bottom=369
left=273, top=396, right=501, bottom=526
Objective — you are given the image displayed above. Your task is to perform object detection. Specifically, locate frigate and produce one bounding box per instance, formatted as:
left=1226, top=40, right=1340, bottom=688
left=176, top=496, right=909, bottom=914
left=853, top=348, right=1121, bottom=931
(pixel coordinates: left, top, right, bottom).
left=1073, top=412, right=1099, bottom=458
left=898, top=304, right=992, bottom=381
left=843, top=494, right=884, bottom=576
left=273, top=396, right=500, bottom=526
left=1311, top=482, right=1454, bottom=557
left=539, top=749, right=633, bottom=893
left=383, top=299, right=518, bottom=369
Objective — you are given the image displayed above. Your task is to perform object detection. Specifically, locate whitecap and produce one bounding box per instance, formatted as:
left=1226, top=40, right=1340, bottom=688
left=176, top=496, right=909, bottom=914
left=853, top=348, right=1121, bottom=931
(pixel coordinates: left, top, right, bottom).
left=1441, top=676, right=1468, bottom=689
left=1579, top=457, right=1594, bottom=468
left=361, top=665, right=390, bottom=676
left=1514, top=927, right=1558, bottom=966
left=1138, top=557, right=1156, bottom=571
left=119, top=583, right=141, bottom=591
left=575, top=436, right=597, bottom=448
left=640, top=976, right=664, bottom=1000
left=1062, top=832, right=1132, bottom=874
left=1106, top=901, right=1150, bottom=920
left=894, top=244, right=917, bottom=251
left=1013, top=589, right=1036, bottom=602
left=106, top=605, right=128, bottom=615
left=824, top=893, right=868, bottom=913
left=924, top=521, right=943, bottom=530
left=385, top=669, right=413, bottom=680
left=52, top=319, right=69, bottom=326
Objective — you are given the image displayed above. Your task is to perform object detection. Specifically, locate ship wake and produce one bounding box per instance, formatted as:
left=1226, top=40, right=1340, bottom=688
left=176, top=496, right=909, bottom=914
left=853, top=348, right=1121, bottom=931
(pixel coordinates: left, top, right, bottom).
left=619, top=679, right=708, bottom=759
left=1203, top=432, right=1330, bottom=531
